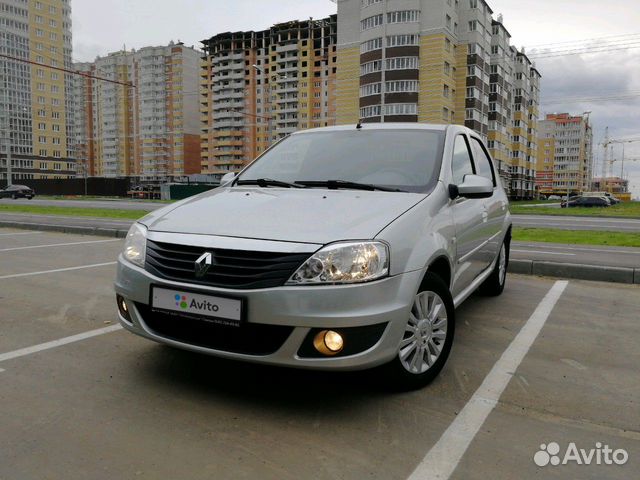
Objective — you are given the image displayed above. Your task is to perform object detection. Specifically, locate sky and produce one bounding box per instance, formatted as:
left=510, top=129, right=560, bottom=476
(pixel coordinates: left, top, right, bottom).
left=72, top=0, right=640, bottom=198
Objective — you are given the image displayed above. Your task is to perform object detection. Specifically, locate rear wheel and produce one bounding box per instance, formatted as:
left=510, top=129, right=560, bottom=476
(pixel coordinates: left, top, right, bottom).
left=479, top=239, right=509, bottom=296
left=382, top=272, right=455, bottom=390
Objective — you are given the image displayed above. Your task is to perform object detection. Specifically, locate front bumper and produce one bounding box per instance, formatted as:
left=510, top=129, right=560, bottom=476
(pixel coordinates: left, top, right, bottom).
left=114, top=255, right=422, bottom=371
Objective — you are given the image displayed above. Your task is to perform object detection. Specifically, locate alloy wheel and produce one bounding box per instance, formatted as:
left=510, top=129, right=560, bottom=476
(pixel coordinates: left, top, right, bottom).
left=399, top=291, right=448, bottom=374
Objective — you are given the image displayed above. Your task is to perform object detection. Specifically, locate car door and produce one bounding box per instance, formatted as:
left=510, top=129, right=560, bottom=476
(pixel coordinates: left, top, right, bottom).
left=469, top=135, right=506, bottom=263
left=450, top=134, right=491, bottom=295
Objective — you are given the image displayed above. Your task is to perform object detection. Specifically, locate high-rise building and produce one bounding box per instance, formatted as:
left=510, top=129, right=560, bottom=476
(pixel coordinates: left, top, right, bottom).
left=536, top=113, right=593, bottom=196
left=336, top=0, right=541, bottom=199
left=72, top=42, right=202, bottom=180
left=0, top=0, right=76, bottom=182
left=200, top=16, right=337, bottom=175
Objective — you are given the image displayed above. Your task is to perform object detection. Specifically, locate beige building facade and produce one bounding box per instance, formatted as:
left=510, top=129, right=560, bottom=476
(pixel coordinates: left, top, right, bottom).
left=536, top=112, right=593, bottom=196
left=1, top=0, right=75, bottom=182
left=73, top=42, right=202, bottom=180
left=336, top=0, right=541, bottom=199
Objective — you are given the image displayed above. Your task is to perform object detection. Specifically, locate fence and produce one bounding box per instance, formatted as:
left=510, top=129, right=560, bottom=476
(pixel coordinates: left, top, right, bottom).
left=0, top=178, right=132, bottom=196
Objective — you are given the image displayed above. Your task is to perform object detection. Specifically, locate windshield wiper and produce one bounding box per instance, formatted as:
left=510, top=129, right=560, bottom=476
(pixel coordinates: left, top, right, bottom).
left=235, top=178, right=306, bottom=189
left=296, top=180, right=406, bottom=193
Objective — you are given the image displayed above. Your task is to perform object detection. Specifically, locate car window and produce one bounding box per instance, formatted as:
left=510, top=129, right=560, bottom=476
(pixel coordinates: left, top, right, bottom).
left=239, top=129, right=446, bottom=193
left=470, top=137, right=496, bottom=187
left=451, top=135, right=475, bottom=185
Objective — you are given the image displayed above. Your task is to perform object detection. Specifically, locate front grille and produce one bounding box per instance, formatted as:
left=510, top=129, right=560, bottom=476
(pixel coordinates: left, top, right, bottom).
left=135, top=303, right=293, bottom=355
left=145, top=239, right=311, bottom=289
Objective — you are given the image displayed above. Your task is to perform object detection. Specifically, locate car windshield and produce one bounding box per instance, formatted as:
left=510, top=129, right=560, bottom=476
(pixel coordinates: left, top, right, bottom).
left=237, top=129, right=446, bottom=193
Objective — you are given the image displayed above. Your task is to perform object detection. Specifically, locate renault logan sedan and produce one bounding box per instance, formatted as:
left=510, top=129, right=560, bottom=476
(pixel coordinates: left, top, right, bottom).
left=115, top=124, right=511, bottom=389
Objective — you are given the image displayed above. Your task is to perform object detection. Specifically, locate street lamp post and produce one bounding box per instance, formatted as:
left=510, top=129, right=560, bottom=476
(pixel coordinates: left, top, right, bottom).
left=1, top=86, right=12, bottom=187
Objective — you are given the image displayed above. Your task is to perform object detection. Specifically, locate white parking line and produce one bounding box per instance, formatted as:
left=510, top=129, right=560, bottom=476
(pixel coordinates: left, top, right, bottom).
left=511, top=249, right=576, bottom=256
left=407, top=280, right=569, bottom=480
left=0, top=261, right=117, bottom=280
left=0, top=231, right=43, bottom=236
left=0, top=238, right=120, bottom=252
left=0, top=325, right=123, bottom=364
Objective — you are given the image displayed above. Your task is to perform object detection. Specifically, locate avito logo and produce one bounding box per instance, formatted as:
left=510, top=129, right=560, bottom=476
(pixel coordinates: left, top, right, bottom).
left=174, top=294, right=188, bottom=309
left=534, top=442, right=629, bottom=467
left=174, top=294, right=220, bottom=313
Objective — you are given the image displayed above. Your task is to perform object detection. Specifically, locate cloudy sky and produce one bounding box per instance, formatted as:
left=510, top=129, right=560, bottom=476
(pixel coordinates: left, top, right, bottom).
left=72, top=0, right=640, bottom=198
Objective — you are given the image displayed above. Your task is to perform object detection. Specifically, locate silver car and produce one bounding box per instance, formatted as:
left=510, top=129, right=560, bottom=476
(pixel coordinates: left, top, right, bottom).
left=115, top=124, right=511, bottom=389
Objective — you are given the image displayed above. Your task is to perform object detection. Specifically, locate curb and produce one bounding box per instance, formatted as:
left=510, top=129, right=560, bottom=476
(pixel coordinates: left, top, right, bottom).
left=2, top=221, right=639, bottom=285
left=509, top=259, right=639, bottom=285
left=0, top=221, right=128, bottom=238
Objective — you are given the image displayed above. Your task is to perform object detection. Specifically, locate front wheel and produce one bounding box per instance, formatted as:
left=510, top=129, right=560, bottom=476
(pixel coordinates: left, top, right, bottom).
left=381, top=272, right=455, bottom=390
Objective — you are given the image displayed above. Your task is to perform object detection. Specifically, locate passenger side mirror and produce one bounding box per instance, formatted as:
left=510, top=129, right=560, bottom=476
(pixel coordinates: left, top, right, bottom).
left=220, top=172, right=236, bottom=185
left=449, top=174, right=493, bottom=200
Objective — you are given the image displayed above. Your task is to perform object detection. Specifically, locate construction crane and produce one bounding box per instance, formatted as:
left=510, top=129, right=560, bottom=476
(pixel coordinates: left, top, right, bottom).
left=599, top=127, right=640, bottom=178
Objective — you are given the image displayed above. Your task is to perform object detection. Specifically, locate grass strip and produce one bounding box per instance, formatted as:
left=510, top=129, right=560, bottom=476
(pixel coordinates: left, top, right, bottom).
left=510, top=202, right=640, bottom=218
left=513, top=227, right=640, bottom=248
left=0, top=204, right=149, bottom=220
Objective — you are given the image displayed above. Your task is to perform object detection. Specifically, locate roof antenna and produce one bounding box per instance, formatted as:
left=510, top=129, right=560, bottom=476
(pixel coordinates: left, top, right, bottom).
left=356, top=120, right=362, bottom=129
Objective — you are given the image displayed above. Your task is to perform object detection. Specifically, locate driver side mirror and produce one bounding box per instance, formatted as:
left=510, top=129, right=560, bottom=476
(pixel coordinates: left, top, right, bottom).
left=220, top=172, right=236, bottom=185
left=449, top=174, right=493, bottom=200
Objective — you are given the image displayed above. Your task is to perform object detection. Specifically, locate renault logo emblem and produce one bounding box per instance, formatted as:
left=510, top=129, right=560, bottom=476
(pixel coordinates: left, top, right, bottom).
left=195, top=252, right=213, bottom=278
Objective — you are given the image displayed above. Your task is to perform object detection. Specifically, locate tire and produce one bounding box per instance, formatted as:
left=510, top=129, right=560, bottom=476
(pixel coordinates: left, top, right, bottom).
left=479, top=238, right=509, bottom=297
left=12, top=194, right=17, bottom=199
left=381, top=272, right=455, bottom=391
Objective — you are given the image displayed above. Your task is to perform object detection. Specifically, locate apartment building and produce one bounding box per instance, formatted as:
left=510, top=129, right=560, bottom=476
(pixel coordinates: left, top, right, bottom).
left=72, top=42, right=202, bottom=179
left=0, top=0, right=75, bottom=182
left=200, top=16, right=337, bottom=174
left=336, top=0, right=541, bottom=199
left=536, top=113, right=593, bottom=196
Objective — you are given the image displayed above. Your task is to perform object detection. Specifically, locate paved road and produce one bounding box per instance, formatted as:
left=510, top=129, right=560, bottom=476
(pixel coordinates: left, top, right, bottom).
left=0, top=227, right=638, bottom=479
left=511, top=241, right=640, bottom=268
left=512, top=214, right=640, bottom=232
left=1, top=212, right=639, bottom=269
left=0, top=212, right=135, bottom=231
left=3, top=197, right=640, bottom=232
left=0, top=197, right=163, bottom=210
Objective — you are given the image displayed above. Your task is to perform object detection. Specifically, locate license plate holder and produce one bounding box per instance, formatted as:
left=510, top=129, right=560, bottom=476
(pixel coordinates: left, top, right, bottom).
left=150, top=285, right=245, bottom=327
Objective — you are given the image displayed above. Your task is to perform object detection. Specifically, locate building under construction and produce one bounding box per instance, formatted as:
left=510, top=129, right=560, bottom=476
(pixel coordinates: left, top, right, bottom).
left=200, top=16, right=337, bottom=175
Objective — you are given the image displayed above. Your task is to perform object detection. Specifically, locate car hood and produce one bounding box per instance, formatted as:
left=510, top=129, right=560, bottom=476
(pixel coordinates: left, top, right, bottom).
left=141, top=187, right=426, bottom=245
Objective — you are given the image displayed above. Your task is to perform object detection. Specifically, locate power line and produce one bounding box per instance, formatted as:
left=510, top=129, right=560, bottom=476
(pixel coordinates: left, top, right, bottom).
left=525, top=32, right=640, bottom=48
left=0, top=53, right=135, bottom=87
left=542, top=91, right=640, bottom=105
left=529, top=42, right=640, bottom=59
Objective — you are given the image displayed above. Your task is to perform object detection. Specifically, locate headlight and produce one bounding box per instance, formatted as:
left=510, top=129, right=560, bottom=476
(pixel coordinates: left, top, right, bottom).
left=287, top=241, right=389, bottom=285
left=122, top=223, right=147, bottom=267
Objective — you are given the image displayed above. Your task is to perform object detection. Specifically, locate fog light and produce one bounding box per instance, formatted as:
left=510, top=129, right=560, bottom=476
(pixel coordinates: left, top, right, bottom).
left=313, top=330, right=344, bottom=356
left=116, top=294, right=131, bottom=322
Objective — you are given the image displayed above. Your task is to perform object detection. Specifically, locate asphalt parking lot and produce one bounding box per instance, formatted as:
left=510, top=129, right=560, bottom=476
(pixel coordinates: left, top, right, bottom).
left=0, top=228, right=638, bottom=479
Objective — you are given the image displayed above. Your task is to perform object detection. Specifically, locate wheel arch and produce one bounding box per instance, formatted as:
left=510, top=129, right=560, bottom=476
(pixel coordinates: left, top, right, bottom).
left=425, top=255, right=453, bottom=291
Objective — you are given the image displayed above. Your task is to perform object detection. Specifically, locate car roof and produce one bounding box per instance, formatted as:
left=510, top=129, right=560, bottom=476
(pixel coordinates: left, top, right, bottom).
left=290, top=123, right=451, bottom=135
